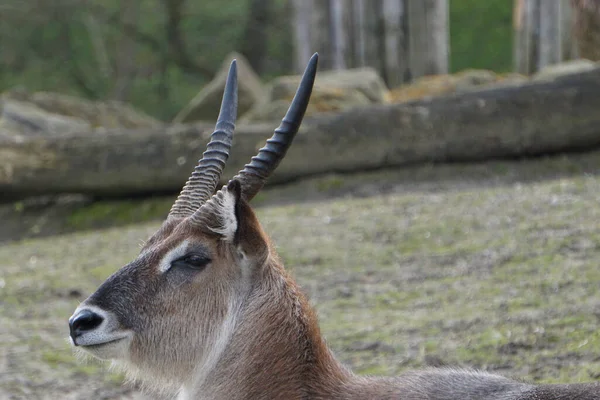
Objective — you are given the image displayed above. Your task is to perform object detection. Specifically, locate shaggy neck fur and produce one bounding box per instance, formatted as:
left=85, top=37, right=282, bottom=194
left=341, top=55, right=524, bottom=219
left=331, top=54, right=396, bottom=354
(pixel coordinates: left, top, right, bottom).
left=172, top=253, right=600, bottom=400
left=174, top=253, right=353, bottom=399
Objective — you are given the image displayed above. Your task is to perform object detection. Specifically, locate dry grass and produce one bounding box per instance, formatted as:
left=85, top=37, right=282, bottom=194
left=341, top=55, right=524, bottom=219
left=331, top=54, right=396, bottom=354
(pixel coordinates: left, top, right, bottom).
left=1, top=154, right=600, bottom=399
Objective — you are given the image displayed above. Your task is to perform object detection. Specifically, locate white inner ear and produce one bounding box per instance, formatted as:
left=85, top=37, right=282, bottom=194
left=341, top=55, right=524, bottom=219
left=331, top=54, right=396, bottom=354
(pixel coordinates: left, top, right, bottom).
left=209, top=188, right=238, bottom=242
left=158, top=240, right=190, bottom=273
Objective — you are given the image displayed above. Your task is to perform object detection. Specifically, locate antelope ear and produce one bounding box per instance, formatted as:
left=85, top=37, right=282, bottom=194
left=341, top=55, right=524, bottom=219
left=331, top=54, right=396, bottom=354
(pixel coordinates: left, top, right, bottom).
left=190, top=179, right=242, bottom=243
left=226, top=179, right=243, bottom=244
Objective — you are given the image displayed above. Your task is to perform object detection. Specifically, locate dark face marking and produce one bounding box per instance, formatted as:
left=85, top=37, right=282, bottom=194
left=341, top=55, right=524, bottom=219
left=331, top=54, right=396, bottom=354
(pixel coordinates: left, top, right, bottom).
left=169, top=245, right=212, bottom=272
left=85, top=223, right=215, bottom=333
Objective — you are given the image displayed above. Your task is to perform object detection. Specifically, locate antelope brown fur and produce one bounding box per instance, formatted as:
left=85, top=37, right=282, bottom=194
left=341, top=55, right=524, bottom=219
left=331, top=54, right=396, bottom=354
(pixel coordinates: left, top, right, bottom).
left=69, top=54, right=600, bottom=399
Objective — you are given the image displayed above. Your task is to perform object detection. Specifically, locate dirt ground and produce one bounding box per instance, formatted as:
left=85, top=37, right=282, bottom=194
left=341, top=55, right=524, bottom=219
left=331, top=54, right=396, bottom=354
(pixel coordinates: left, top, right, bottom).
left=2, top=152, right=600, bottom=399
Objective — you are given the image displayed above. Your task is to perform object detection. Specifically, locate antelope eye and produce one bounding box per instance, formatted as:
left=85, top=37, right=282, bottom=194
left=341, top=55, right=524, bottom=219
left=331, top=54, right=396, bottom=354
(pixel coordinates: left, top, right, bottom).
left=172, top=254, right=211, bottom=270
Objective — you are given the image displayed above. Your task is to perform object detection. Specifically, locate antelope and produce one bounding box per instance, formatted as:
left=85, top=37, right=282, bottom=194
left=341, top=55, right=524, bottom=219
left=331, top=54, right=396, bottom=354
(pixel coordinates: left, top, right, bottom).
left=69, top=54, right=600, bottom=399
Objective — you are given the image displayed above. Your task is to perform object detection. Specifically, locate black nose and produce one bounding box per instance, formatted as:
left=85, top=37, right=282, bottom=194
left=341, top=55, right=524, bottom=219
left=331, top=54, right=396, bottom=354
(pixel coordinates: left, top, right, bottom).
left=69, top=309, right=104, bottom=343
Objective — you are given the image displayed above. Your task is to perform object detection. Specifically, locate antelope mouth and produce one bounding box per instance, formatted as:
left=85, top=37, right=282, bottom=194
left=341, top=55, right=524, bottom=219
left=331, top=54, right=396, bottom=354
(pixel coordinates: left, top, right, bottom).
left=69, top=305, right=133, bottom=359
left=73, top=331, right=131, bottom=348
left=72, top=331, right=133, bottom=361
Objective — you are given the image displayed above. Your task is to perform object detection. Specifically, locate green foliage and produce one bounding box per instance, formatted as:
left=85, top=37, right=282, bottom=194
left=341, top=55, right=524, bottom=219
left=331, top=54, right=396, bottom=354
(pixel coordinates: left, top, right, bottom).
left=450, top=0, right=513, bottom=72
left=0, top=0, right=514, bottom=122
left=2, top=153, right=600, bottom=396
left=0, top=0, right=292, bottom=121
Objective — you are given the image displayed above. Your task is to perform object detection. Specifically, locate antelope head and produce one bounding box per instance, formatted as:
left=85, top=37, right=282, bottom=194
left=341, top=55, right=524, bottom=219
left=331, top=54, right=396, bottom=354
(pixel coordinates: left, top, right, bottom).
left=68, top=54, right=319, bottom=390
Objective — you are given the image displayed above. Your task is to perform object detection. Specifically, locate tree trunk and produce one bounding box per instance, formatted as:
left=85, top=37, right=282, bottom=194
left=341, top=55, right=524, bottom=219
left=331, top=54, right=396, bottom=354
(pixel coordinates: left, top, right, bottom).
left=292, top=0, right=313, bottom=73
left=83, top=14, right=111, bottom=80
left=3, top=69, right=600, bottom=201
left=311, top=0, right=332, bottom=70
left=407, top=0, right=449, bottom=79
left=353, top=0, right=368, bottom=67
left=513, top=0, right=540, bottom=74
left=382, top=0, right=407, bottom=87
left=239, top=0, right=273, bottom=74
left=539, top=0, right=563, bottom=68
left=363, top=0, right=385, bottom=74
left=330, top=0, right=349, bottom=70
left=110, top=0, right=140, bottom=101
left=514, top=0, right=576, bottom=73
left=162, top=0, right=213, bottom=78
left=425, top=0, right=449, bottom=75
left=561, top=0, right=577, bottom=59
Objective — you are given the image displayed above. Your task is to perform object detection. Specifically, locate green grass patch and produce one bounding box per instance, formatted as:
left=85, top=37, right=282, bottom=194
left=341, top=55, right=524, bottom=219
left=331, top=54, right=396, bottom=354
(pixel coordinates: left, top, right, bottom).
left=2, top=160, right=600, bottom=397
left=66, top=197, right=172, bottom=230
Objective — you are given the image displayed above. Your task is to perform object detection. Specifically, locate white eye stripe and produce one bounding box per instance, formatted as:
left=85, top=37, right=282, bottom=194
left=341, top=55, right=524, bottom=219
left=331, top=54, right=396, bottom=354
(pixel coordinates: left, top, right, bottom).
left=157, top=240, right=190, bottom=273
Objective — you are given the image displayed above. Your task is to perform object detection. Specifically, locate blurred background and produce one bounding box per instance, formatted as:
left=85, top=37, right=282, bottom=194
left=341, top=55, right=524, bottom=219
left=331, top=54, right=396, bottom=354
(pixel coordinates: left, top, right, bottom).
left=2, top=0, right=599, bottom=224
left=0, top=0, right=587, bottom=121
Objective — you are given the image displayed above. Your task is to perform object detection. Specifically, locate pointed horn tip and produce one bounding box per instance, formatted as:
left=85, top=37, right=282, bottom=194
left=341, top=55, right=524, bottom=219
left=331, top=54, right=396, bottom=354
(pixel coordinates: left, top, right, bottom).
left=224, top=59, right=237, bottom=82
left=228, top=59, right=238, bottom=77
left=303, top=53, right=319, bottom=80
left=222, top=58, right=238, bottom=100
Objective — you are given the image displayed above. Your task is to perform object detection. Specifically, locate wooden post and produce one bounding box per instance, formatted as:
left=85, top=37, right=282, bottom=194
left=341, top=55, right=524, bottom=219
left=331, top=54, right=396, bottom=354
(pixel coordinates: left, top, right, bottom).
left=363, top=0, right=385, bottom=74
left=311, top=0, right=333, bottom=70
left=291, top=0, right=453, bottom=82
left=427, top=0, right=449, bottom=75
left=539, top=0, right=563, bottom=68
left=407, top=0, right=426, bottom=79
left=330, top=0, right=349, bottom=69
left=291, top=0, right=313, bottom=73
left=353, top=0, right=367, bottom=67
left=382, top=0, right=408, bottom=87
left=514, top=0, right=575, bottom=74
left=513, top=0, right=529, bottom=74
left=407, top=0, right=449, bottom=79
left=561, top=0, right=578, bottom=59
left=513, top=0, right=540, bottom=74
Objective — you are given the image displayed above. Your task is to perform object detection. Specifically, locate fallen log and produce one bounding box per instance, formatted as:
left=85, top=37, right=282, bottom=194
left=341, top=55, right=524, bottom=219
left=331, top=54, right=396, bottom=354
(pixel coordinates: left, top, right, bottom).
left=2, top=68, right=600, bottom=201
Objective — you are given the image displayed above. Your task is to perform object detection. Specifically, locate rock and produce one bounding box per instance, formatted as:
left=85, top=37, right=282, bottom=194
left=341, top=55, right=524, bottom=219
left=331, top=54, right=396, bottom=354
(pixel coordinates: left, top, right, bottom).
left=242, top=87, right=371, bottom=122
left=173, top=52, right=265, bottom=123
left=270, top=67, right=388, bottom=103
left=453, top=69, right=498, bottom=88
left=242, top=67, right=387, bottom=121
left=532, top=59, right=600, bottom=81
left=386, top=75, right=456, bottom=103
left=464, top=72, right=529, bottom=91
left=0, top=99, right=91, bottom=136
left=2, top=88, right=161, bottom=130
left=386, top=69, right=498, bottom=104
left=494, top=72, right=529, bottom=86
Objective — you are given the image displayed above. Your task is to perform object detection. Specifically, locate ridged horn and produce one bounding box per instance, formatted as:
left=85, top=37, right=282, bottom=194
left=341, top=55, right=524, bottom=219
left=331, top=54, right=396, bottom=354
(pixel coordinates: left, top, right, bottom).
left=232, top=53, right=318, bottom=201
left=168, top=60, right=238, bottom=219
